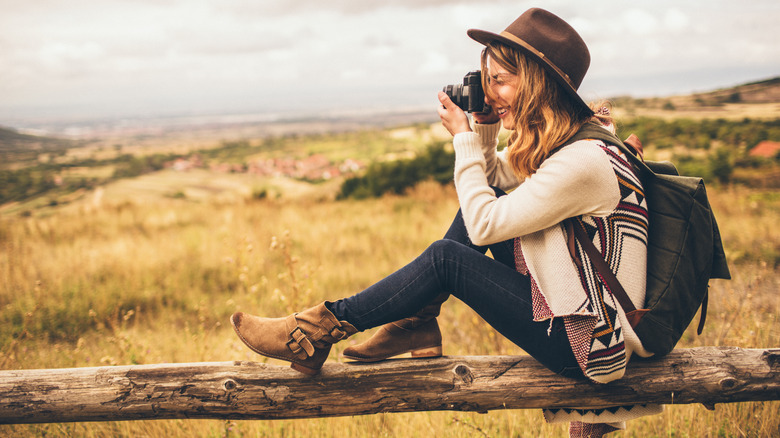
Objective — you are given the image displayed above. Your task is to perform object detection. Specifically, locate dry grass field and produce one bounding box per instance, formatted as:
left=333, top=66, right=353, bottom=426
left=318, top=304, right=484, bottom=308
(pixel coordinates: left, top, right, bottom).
left=2, top=91, right=780, bottom=435
left=1, top=167, right=778, bottom=437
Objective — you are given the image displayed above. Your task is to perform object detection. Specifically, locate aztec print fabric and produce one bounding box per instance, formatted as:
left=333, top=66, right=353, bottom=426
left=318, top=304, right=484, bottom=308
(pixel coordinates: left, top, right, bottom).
left=515, top=142, right=649, bottom=383
left=543, top=403, right=663, bottom=427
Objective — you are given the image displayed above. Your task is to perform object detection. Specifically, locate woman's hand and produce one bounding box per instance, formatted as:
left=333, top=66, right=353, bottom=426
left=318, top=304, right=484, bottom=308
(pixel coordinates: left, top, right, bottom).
left=472, top=107, right=500, bottom=125
left=437, top=91, right=471, bottom=136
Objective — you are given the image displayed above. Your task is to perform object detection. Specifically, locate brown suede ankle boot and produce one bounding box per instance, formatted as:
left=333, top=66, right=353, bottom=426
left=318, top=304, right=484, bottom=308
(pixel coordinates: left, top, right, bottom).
left=342, top=293, right=448, bottom=362
left=231, top=302, right=358, bottom=375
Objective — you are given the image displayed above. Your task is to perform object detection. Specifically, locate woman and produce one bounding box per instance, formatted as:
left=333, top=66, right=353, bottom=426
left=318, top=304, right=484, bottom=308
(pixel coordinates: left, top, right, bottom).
left=231, top=8, right=661, bottom=435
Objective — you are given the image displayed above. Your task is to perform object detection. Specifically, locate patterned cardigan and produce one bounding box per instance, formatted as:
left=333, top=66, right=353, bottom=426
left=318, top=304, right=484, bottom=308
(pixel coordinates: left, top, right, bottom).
left=452, top=122, right=653, bottom=367
left=518, top=141, right=649, bottom=382
left=452, top=121, right=663, bottom=427
left=536, top=142, right=663, bottom=427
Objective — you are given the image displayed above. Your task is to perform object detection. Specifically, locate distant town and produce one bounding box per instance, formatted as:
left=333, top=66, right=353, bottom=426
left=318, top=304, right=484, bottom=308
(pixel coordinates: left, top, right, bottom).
left=166, top=153, right=366, bottom=181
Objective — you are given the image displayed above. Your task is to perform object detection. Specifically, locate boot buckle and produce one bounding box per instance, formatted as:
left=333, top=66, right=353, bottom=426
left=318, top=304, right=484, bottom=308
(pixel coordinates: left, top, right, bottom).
left=287, top=327, right=315, bottom=358
left=319, top=317, right=347, bottom=340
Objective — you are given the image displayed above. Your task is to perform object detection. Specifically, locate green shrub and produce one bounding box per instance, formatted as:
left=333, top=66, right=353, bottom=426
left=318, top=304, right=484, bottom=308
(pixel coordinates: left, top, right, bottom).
left=339, top=142, right=454, bottom=199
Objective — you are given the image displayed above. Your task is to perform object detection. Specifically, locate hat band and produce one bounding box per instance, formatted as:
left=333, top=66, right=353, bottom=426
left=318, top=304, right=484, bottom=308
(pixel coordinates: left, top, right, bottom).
left=498, top=31, right=574, bottom=89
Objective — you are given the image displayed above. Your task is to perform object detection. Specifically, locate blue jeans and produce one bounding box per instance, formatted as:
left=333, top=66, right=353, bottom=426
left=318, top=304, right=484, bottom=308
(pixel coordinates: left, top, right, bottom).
left=328, top=205, right=583, bottom=379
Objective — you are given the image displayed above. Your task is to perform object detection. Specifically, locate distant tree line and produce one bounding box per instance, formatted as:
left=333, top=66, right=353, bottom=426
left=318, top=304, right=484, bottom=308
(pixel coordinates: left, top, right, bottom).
left=0, top=138, right=280, bottom=205
left=2, top=118, right=778, bottom=206
left=616, top=117, right=780, bottom=151
left=110, top=153, right=176, bottom=179
left=0, top=167, right=59, bottom=203
left=339, top=117, right=780, bottom=199
left=617, top=117, right=780, bottom=184
left=0, top=153, right=179, bottom=205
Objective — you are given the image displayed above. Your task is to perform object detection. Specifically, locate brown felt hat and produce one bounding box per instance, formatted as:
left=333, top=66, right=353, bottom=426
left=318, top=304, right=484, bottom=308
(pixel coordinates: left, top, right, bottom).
left=468, top=8, right=592, bottom=114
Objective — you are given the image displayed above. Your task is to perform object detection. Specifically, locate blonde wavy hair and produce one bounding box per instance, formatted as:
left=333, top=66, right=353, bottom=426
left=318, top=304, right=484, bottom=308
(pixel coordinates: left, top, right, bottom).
left=481, top=43, right=612, bottom=180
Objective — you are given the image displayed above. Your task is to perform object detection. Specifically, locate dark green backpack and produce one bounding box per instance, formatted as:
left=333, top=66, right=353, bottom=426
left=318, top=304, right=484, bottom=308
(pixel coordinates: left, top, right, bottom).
left=563, top=122, right=731, bottom=356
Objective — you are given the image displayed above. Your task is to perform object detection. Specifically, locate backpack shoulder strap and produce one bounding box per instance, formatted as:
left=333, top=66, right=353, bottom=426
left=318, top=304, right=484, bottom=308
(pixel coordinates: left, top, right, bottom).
left=566, top=219, right=648, bottom=328
left=559, top=122, right=651, bottom=175
left=560, top=122, right=651, bottom=328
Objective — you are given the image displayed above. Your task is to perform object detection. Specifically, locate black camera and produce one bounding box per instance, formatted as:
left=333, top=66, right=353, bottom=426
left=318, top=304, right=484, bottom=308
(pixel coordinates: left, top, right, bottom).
left=442, top=70, right=490, bottom=114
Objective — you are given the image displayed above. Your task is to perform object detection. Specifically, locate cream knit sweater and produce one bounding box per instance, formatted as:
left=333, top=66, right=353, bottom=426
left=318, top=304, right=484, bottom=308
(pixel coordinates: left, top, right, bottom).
left=452, top=121, right=652, bottom=363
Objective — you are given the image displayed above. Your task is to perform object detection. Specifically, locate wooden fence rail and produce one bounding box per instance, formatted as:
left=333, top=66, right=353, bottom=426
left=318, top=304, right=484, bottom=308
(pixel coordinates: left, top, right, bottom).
left=1, top=346, right=778, bottom=424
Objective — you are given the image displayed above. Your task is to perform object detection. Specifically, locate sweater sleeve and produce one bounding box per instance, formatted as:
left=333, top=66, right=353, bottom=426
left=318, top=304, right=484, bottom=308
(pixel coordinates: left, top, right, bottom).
left=452, top=136, right=621, bottom=246
left=472, top=122, right=519, bottom=190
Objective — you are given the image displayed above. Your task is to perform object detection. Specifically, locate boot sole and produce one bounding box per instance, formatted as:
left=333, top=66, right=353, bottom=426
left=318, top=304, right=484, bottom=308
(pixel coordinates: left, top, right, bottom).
left=290, top=362, right=320, bottom=376
left=343, top=345, right=443, bottom=363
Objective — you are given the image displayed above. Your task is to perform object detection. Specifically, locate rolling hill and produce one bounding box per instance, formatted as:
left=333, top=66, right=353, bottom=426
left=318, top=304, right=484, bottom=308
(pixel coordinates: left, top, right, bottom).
left=0, top=126, right=84, bottom=167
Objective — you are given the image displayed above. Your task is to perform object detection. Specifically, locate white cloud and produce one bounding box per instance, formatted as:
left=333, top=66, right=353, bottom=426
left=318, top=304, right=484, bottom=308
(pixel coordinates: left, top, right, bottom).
left=621, top=9, right=660, bottom=36
left=419, top=52, right=452, bottom=75
left=38, top=41, right=105, bottom=70
left=663, top=9, right=689, bottom=31
left=0, top=0, right=778, bottom=124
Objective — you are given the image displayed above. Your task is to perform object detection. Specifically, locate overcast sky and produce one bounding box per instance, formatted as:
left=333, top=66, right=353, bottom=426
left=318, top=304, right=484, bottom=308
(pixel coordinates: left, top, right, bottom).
left=2, top=0, right=779, bottom=127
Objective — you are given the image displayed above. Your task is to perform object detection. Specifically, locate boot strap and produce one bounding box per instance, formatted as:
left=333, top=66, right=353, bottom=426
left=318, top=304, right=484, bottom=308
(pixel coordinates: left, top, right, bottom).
left=319, top=317, right=348, bottom=340
left=285, top=315, right=315, bottom=358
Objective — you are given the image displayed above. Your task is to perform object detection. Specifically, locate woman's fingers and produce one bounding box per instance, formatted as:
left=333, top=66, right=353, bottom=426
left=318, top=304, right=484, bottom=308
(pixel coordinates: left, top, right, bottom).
left=437, top=91, right=471, bottom=136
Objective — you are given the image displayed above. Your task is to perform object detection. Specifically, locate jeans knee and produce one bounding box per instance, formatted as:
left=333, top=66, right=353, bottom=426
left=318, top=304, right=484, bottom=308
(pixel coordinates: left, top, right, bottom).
left=427, top=239, right=461, bottom=259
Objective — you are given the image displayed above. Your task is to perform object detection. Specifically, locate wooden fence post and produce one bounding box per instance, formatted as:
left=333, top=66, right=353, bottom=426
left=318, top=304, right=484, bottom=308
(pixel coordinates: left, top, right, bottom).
left=1, top=346, right=778, bottom=424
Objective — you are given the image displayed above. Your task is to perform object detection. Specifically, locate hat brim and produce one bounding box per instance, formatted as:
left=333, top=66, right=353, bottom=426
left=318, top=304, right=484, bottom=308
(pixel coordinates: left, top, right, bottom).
left=467, top=28, right=593, bottom=115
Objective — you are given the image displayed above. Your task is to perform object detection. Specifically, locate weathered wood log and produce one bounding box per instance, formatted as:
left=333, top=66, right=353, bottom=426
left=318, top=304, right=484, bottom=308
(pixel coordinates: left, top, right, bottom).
left=0, top=347, right=778, bottom=424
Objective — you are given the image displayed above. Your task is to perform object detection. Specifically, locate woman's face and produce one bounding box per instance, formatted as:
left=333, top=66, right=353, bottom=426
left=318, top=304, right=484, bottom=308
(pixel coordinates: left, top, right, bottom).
left=485, top=56, right=520, bottom=130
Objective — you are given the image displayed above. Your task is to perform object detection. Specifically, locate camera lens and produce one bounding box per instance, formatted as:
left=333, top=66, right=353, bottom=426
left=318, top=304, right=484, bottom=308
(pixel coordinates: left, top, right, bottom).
left=443, top=71, right=487, bottom=113
left=443, top=84, right=465, bottom=110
